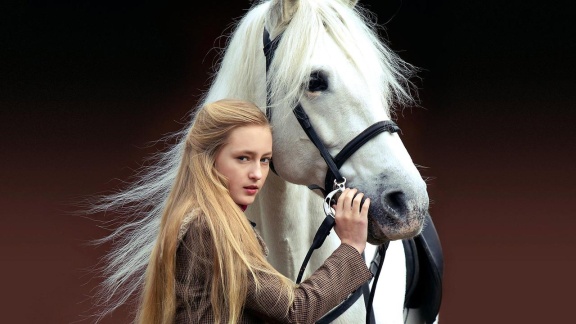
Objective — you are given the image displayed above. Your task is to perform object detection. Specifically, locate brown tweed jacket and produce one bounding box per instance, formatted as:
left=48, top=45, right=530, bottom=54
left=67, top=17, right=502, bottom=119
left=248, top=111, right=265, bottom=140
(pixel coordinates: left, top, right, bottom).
left=175, top=212, right=372, bottom=323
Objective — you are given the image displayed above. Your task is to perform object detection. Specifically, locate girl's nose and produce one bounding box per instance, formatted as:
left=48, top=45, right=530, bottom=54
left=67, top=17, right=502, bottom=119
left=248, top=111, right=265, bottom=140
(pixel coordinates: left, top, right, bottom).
left=249, top=164, right=262, bottom=180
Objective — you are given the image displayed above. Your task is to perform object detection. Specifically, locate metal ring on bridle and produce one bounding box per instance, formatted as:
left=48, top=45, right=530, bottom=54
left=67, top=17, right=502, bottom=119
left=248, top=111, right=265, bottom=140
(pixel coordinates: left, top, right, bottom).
left=323, top=177, right=346, bottom=218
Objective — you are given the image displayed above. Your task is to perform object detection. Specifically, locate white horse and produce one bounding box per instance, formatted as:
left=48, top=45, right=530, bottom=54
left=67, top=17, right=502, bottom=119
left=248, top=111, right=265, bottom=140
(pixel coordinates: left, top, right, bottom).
left=202, top=0, right=436, bottom=323
left=95, top=0, right=440, bottom=323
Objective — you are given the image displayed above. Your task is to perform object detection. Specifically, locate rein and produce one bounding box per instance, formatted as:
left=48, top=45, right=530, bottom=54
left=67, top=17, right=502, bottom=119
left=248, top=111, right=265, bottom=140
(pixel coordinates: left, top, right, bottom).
left=263, top=29, right=398, bottom=324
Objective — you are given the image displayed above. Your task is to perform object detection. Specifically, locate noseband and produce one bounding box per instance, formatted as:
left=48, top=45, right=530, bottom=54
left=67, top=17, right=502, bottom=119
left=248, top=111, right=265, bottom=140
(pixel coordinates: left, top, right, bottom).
left=263, top=29, right=401, bottom=194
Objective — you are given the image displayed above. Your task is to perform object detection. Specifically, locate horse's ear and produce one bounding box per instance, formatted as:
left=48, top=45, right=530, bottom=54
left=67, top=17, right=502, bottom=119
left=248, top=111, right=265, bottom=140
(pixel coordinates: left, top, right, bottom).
left=266, top=0, right=299, bottom=39
left=339, top=0, right=359, bottom=8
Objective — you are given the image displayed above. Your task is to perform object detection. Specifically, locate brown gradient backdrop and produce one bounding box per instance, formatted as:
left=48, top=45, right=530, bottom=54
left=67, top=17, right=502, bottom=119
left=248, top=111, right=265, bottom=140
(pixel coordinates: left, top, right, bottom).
left=2, top=1, right=575, bottom=323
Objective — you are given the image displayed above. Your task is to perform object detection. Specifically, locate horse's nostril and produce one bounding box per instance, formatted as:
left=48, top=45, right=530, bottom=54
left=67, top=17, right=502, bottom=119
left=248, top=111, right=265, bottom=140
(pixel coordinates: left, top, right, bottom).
left=383, top=191, right=407, bottom=215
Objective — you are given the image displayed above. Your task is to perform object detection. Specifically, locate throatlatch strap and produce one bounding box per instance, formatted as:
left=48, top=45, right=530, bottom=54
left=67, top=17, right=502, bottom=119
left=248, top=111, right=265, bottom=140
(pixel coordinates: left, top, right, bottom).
left=263, top=29, right=282, bottom=175
left=263, top=28, right=282, bottom=122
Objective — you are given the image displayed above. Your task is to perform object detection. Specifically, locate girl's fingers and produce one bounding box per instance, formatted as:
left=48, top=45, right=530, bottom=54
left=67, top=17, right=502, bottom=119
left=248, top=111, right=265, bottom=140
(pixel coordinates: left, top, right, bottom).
left=343, top=188, right=358, bottom=209
left=335, top=188, right=349, bottom=214
left=332, top=189, right=369, bottom=254
left=352, top=192, right=364, bottom=211
left=335, top=188, right=370, bottom=216
left=361, top=198, right=370, bottom=214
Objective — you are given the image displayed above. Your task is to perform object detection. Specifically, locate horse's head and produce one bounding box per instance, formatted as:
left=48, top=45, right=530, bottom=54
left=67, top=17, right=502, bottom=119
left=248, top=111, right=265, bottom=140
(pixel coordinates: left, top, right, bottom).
left=264, top=0, right=428, bottom=243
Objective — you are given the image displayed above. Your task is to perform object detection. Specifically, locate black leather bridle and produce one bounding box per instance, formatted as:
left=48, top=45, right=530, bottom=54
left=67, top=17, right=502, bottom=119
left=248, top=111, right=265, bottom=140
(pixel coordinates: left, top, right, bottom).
left=263, top=29, right=401, bottom=195
left=263, top=29, right=400, bottom=324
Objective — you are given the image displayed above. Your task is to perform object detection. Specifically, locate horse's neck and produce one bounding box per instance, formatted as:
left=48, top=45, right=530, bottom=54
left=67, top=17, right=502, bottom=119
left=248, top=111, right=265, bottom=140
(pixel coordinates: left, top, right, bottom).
left=246, top=173, right=341, bottom=280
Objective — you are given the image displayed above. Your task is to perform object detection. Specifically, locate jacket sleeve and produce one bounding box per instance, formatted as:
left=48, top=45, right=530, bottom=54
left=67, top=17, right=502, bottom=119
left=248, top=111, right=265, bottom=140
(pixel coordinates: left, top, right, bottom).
left=245, top=243, right=372, bottom=323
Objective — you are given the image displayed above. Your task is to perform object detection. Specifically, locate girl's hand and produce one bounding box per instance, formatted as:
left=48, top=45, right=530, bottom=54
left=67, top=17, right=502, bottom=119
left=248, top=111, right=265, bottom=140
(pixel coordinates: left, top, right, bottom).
left=333, top=188, right=369, bottom=254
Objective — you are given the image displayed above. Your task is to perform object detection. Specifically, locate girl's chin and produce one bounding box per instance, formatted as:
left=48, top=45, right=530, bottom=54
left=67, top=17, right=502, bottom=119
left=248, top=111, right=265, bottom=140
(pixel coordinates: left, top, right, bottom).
left=233, top=196, right=255, bottom=206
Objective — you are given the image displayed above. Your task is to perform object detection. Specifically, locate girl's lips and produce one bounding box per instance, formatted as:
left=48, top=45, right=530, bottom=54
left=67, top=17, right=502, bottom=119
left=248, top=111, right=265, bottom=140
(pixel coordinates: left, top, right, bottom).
left=244, top=187, right=258, bottom=195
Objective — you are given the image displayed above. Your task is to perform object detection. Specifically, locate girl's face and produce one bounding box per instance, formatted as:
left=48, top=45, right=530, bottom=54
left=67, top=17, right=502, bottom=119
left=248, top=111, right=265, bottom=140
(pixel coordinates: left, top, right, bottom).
left=215, top=125, right=273, bottom=206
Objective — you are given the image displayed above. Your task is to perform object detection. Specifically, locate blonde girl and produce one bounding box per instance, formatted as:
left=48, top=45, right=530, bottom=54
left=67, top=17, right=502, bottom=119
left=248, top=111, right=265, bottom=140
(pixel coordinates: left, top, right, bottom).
left=106, top=99, right=371, bottom=323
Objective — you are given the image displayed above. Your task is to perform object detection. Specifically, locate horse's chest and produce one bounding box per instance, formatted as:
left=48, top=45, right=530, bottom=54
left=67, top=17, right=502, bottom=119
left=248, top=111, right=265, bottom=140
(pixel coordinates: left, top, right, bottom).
left=365, top=240, right=407, bottom=324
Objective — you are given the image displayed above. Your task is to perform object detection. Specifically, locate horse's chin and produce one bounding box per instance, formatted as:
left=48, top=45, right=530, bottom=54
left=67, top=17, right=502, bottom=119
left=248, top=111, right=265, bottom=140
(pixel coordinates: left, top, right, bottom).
left=366, top=210, right=427, bottom=244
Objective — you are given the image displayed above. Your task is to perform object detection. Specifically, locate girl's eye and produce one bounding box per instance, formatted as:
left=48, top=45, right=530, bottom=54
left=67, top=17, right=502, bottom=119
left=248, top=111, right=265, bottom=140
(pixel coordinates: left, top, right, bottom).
left=238, top=156, right=249, bottom=162
left=261, top=157, right=272, bottom=164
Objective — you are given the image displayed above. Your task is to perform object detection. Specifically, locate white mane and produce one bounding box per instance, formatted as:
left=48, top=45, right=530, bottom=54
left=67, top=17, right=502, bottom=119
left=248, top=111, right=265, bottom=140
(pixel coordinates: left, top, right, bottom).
left=268, top=0, right=414, bottom=117
left=91, top=0, right=419, bottom=320
left=205, top=0, right=415, bottom=120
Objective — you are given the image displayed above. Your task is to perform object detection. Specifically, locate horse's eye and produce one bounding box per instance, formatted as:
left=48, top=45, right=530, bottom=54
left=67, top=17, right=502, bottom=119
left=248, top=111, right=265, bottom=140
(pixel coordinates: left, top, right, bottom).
left=308, top=72, right=328, bottom=92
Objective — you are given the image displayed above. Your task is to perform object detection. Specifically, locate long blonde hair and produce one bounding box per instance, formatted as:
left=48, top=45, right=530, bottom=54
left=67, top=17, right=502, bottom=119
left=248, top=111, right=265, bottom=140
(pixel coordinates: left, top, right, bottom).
left=136, top=99, right=294, bottom=324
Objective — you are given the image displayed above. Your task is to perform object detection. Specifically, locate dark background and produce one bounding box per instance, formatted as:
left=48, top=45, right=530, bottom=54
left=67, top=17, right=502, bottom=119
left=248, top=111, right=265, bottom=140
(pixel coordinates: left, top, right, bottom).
left=2, top=0, right=575, bottom=323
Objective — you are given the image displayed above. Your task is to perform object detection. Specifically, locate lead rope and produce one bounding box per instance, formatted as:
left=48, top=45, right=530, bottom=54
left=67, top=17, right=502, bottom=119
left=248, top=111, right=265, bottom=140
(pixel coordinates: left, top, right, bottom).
left=298, top=219, right=387, bottom=324
left=365, top=242, right=389, bottom=324
left=295, top=179, right=346, bottom=284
